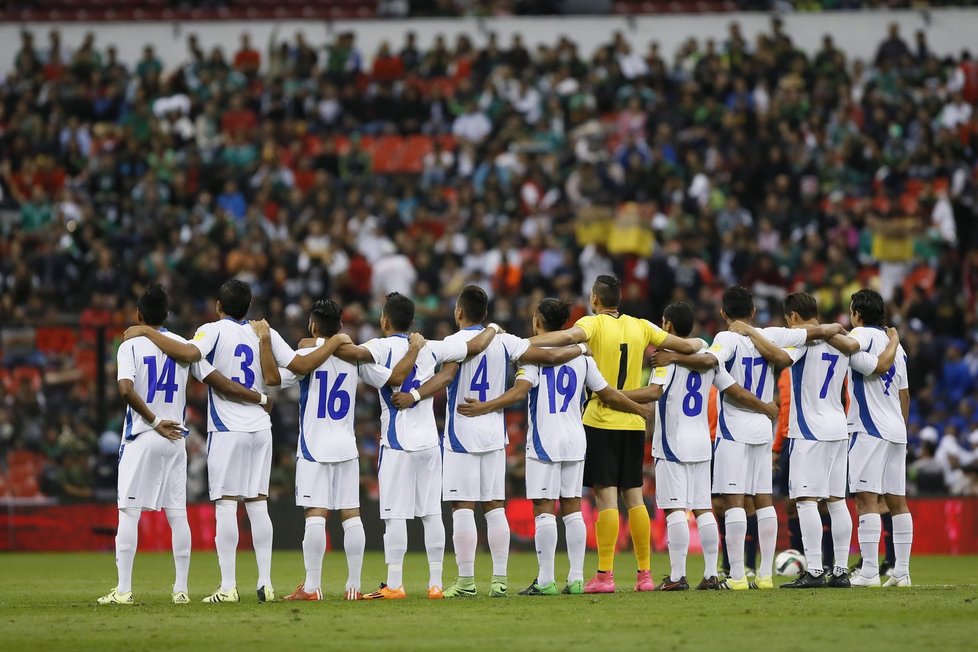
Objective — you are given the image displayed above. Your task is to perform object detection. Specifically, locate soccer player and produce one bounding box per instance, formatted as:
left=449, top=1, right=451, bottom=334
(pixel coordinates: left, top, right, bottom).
left=124, top=279, right=342, bottom=603
left=99, top=285, right=267, bottom=605
left=527, top=275, right=705, bottom=593
left=393, top=286, right=593, bottom=598
left=251, top=300, right=422, bottom=601
left=329, top=292, right=499, bottom=599
left=655, top=286, right=845, bottom=589
left=623, top=302, right=778, bottom=591
left=845, top=289, right=913, bottom=588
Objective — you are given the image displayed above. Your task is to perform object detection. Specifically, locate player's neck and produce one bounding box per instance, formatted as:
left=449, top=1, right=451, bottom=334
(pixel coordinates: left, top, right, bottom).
left=457, top=320, right=482, bottom=330
left=794, top=319, right=818, bottom=328
left=595, top=306, right=619, bottom=316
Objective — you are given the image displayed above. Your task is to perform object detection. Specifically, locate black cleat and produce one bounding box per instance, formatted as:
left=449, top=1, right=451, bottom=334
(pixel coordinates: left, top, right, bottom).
left=780, top=571, right=826, bottom=589
left=657, top=576, right=689, bottom=591
left=519, top=580, right=542, bottom=596
left=826, top=572, right=851, bottom=588
left=695, top=576, right=720, bottom=590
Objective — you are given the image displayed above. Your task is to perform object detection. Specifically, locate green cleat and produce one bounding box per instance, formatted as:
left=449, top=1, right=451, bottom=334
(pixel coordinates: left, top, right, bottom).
left=490, top=575, right=508, bottom=597
left=562, top=579, right=584, bottom=595
left=442, top=578, right=478, bottom=598
left=519, top=580, right=559, bottom=596
left=97, top=588, right=133, bottom=605
left=202, top=587, right=239, bottom=603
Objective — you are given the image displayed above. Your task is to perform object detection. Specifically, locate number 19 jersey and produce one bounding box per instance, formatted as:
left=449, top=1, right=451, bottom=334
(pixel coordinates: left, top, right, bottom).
left=785, top=339, right=852, bottom=442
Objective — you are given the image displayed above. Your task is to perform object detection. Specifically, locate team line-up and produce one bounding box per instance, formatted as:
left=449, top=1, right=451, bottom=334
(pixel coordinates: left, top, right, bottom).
left=97, top=275, right=913, bottom=604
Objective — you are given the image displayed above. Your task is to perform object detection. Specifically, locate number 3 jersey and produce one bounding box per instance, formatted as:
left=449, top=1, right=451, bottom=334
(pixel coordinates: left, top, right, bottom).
left=707, top=327, right=807, bottom=444
left=651, top=344, right=737, bottom=463
left=847, top=326, right=909, bottom=444
left=116, top=330, right=215, bottom=441
left=190, top=317, right=297, bottom=433
left=784, top=338, right=860, bottom=442
left=442, top=327, right=531, bottom=454
left=279, top=340, right=393, bottom=463
left=519, top=355, right=608, bottom=462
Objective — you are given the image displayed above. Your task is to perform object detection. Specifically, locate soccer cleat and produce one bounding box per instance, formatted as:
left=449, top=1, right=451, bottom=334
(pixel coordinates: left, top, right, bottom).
left=695, top=576, right=720, bottom=590
left=257, top=585, right=275, bottom=603
left=562, top=579, right=584, bottom=595
left=442, top=578, right=477, bottom=598
left=427, top=586, right=444, bottom=600
left=172, top=591, right=190, bottom=604
left=826, top=572, right=851, bottom=588
left=780, top=571, right=826, bottom=589
left=97, top=588, right=133, bottom=605
left=584, top=572, right=616, bottom=594
left=719, top=575, right=750, bottom=591
left=849, top=572, right=882, bottom=588
left=202, top=587, right=239, bottom=603
left=656, top=576, right=689, bottom=591
left=750, top=576, right=774, bottom=590
left=346, top=587, right=364, bottom=601
left=362, top=583, right=406, bottom=600
left=882, top=574, right=912, bottom=588
left=518, top=580, right=559, bottom=596
left=283, top=584, right=323, bottom=601
left=745, top=568, right=756, bottom=579
left=634, top=569, right=655, bottom=592
left=490, top=576, right=508, bottom=597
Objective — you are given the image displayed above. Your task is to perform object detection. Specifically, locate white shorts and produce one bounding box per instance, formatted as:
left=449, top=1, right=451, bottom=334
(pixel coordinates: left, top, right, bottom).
left=118, top=433, right=187, bottom=511
left=525, top=457, right=584, bottom=500
left=295, top=457, right=360, bottom=510
left=655, top=458, right=711, bottom=511
left=206, top=429, right=272, bottom=500
left=848, top=433, right=907, bottom=496
left=788, top=439, right=848, bottom=499
left=442, top=448, right=506, bottom=502
left=378, top=445, right=442, bottom=519
left=712, top=439, right=773, bottom=496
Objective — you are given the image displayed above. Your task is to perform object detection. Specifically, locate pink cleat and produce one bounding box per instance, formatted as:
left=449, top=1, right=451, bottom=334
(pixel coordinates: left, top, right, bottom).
left=634, top=569, right=656, bottom=592
left=584, top=572, right=616, bottom=594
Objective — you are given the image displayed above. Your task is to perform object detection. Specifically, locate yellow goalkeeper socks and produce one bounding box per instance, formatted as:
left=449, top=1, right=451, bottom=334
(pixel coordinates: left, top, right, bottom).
left=596, top=509, right=619, bottom=573
left=628, top=505, right=652, bottom=571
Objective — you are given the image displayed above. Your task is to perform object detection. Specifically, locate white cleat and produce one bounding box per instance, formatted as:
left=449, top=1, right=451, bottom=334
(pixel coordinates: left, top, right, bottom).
left=882, top=574, right=912, bottom=587
left=849, top=572, right=882, bottom=588
left=172, top=591, right=190, bottom=604
left=97, top=588, right=133, bottom=605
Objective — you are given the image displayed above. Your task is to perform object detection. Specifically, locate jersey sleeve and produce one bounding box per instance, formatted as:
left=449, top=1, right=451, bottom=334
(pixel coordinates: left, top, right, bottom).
left=361, top=338, right=389, bottom=366
left=500, top=333, right=531, bottom=361
left=643, top=319, right=669, bottom=347
left=574, top=315, right=597, bottom=340
left=358, top=361, right=393, bottom=389
left=649, top=365, right=671, bottom=387
left=763, top=326, right=807, bottom=348
left=712, top=367, right=737, bottom=392
left=515, top=363, right=539, bottom=388
left=278, top=368, right=301, bottom=389
left=583, top=357, right=610, bottom=392
left=784, top=346, right=806, bottom=364
left=849, top=351, right=880, bottom=375
left=189, top=321, right=219, bottom=357
left=116, top=342, right=136, bottom=382
left=851, top=328, right=874, bottom=352
left=706, top=331, right=736, bottom=366
left=431, top=336, right=468, bottom=365
left=896, top=346, right=909, bottom=391
left=190, top=358, right=215, bottom=382
left=269, top=328, right=298, bottom=368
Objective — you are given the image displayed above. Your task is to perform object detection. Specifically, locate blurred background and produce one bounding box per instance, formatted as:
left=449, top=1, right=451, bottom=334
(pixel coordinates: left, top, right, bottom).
left=1, top=0, right=977, bottom=552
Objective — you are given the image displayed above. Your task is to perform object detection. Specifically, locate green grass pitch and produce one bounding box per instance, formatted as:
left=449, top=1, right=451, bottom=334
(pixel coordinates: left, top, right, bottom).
left=3, top=551, right=976, bottom=651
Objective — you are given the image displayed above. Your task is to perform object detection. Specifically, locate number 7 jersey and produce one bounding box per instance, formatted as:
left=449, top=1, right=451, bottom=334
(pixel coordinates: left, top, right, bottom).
left=784, top=339, right=853, bottom=442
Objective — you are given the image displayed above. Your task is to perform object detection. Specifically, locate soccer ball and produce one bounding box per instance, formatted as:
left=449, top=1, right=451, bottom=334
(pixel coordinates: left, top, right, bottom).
left=775, top=549, right=807, bottom=576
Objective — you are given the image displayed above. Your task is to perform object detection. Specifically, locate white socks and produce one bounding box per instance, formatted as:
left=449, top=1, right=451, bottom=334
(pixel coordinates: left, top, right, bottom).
left=384, top=518, right=407, bottom=588
left=562, top=512, right=586, bottom=583
left=302, top=516, right=327, bottom=593
left=115, top=507, right=141, bottom=594
left=724, top=507, right=748, bottom=580
left=756, top=505, right=777, bottom=579
left=245, top=501, right=274, bottom=590
left=485, top=508, right=510, bottom=577
left=858, top=512, right=882, bottom=577
left=421, top=514, right=445, bottom=588
left=797, top=501, right=824, bottom=575
left=827, top=500, right=852, bottom=574
left=215, top=500, right=239, bottom=591
left=696, top=512, right=719, bottom=579
left=534, top=513, right=558, bottom=586
left=165, top=508, right=191, bottom=594
left=666, top=511, right=689, bottom=582
left=452, top=508, right=478, bottom=578
left=892, top=512, right=913, bottom=578
left=343, top=517, right=366, bottom=592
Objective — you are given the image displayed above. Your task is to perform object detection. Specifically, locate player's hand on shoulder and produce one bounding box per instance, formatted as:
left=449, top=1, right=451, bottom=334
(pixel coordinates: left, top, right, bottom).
left=155, top=419, right=185, bottom=441
left=249, top=319, right=271, bottom=339
left=886, top=326, right=899, bottom=341
left=408, top=332, right=427, bottom=350
left=727, top=320, right=751, bottom=336
left=457, top=397, right=485, bottom=417
left=123, top=325, right=151, bottom=341
left=330, top=332, right=354, bottom=346
left=650, top=350, right=677, bottom=367
left=392, top=391, right=416, bottom=409
left=297, top=337, right=318, bottom=348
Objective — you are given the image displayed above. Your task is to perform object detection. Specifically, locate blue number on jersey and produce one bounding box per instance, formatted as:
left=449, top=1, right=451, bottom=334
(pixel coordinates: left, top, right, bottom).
left=881, top=365, right=896, bottom=396
left=399, top=366, right=421, bottom=409
left=542, top=366, right=578, bottom=414
left=741, top=356, right=769, bottom=398
left=231, top=343, right=256, bottom=389
left=470, top=356, right=490, bottom=402
left=819, top=352, right=840, bottom=399
left=682, top=371, right=704, bottom=417
left=314, top=371, right=351, bottom=419
left=143, top=356, right=179, bottom=404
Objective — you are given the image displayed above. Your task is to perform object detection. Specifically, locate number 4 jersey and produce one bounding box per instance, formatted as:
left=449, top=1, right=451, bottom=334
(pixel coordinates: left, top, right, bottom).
left=116, top=330, right=215, bottom=441
left=847, top=326, right=909, bottom=444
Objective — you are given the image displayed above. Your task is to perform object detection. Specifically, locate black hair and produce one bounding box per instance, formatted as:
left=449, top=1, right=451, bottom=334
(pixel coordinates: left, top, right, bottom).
left=722, top=286, right=754, bottom=320
left=137, top=284, right=168, bottom=326
left=383, top=292, right=415, bottom=332
left=457, top=285, right=489, bottom=323
left=663, top=302, right=694, bottom=337
left=218, top=279, right=252, bottom=320
left=851, top=289, right=885, bottom=327
left=783, top=292, right=818, bottom=320
left=536, top=298, right=571, bottom=332
left=310, top=299, right=342, bottom=337
left=592, top=274, right=621, bottom=308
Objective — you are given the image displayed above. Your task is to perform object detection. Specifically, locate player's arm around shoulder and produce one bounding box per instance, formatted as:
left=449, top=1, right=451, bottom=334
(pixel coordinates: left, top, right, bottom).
left=719, top=370, right=779, bottom=421
left=527, top=324, right=588, bottom=348
left=123, top=324, right=202, bottom=363
left=388, top=332, right=426, bottom=386
left=518, top=341, right=589, bottom=366
left=622, top=365, right=667, bottom=404
left=730, top=322, right=793, bottom=367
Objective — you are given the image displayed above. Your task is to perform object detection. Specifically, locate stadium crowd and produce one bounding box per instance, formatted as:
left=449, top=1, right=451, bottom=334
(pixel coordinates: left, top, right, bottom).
left=2, top=16, right=978, bottom=502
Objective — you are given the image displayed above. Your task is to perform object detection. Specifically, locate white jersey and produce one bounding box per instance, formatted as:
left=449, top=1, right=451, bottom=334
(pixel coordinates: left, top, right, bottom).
left=117, top=330, right=214, bottom=441
left=847, top=327, right=909, bottom=443
left=785, top=339, right=853, bottom=442
left=520, top=355, right=608, bottom=462
left=280, top=341, right=393, bottom=463
left=443, top=327, right=531, bottom=454
left=190, top=317, right=297, bottom=433
left=707, top=327, right=806, bottom=444
left=363, top=334, right=468, bottom=451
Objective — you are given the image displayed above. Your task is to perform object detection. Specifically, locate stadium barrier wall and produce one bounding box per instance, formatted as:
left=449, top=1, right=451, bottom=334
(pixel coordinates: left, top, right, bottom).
left=3, top=496, right=977, bottom=554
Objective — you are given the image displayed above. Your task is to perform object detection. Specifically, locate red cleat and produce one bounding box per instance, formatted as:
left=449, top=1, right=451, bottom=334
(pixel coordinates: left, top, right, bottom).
left=345, top=587, right=363, bottom=601
left=584, top=572, right=616, bottom=594
left=635, top=569, right=656, bottom=592
left=283, top=584, right=323, bottom=601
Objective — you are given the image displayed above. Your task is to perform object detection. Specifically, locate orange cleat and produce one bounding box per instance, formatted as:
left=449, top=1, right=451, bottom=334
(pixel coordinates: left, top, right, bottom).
left=283, top=584, right=323, bottom=601
left=427, top=586, right=444, bottom=600
left=362, top=583, right=407, bottom=600
left=345, top=587, right=363, bottom=601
